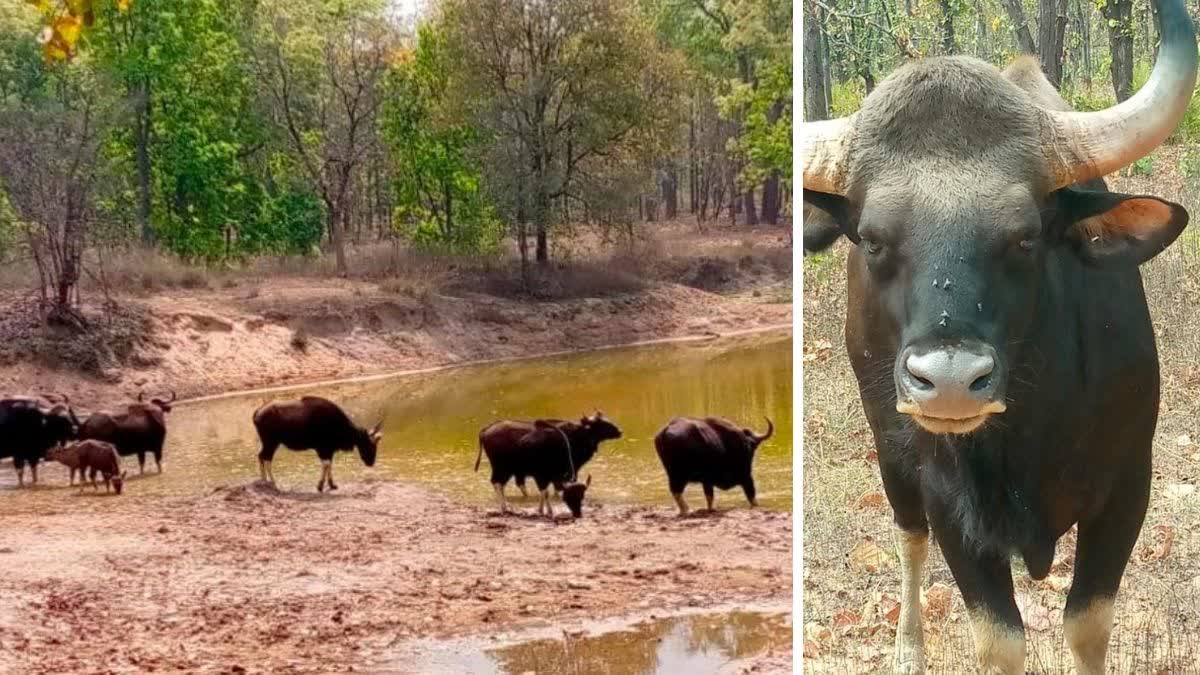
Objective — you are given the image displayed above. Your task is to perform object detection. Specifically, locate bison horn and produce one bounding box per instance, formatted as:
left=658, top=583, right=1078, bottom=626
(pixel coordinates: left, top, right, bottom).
left=755, top=417, right=775, bottom=443
left=800, top=115, right=855, bottom=196
left=1045, top=0, right=1197, bottom=188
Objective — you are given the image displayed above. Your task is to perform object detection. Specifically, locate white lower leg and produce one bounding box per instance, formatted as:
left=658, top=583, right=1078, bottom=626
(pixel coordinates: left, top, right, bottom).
left=537, top=490, right=547, bottom=515
left=259, top=458, right=267, bottom=482
left=493, top=483, right=508, bottom=512
left=16, top=466, right=24, bottom=487
left=672, top=492, right=688, bottom=515
left=894, top=529, right=929, bottom=674
left=544, top=491, right=554, bottom=518
left=968, top=610, right=1025, bottom=675
left=31, top=464, right=38, bottom=484
left=1065, top=597, right=1115, bottom=675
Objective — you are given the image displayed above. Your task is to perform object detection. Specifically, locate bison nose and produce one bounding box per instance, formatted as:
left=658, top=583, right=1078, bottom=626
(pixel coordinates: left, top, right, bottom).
left=898, top=347, right=1004, bottom=421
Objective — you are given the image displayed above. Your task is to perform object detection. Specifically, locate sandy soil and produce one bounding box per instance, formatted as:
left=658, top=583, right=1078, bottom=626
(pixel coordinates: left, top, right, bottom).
left=0, top=480, right=792, bottom=674
left=0, top=229, right=791, bottom=410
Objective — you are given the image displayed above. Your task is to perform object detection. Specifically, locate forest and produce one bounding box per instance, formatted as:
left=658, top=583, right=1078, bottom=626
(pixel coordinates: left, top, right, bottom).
left=803, top=0, right=1200, bottom=130
left=0, top=0, right=792, bottom=312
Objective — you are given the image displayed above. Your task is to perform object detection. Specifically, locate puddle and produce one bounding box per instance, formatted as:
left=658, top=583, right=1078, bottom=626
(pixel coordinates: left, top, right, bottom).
left=390, top=607, right=792, bottom=674
left=2, top=333, right=792, bottom=509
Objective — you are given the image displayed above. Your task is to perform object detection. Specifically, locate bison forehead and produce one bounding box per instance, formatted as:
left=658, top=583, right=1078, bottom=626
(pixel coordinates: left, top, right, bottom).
left=849, top=57, right=1048, bottom=193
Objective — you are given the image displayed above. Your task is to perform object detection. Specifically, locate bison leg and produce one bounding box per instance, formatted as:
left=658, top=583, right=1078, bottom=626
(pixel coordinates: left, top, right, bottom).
left=515, top=477, right=529, bottom=498
left=30, top=460, right=38, bottom=485
left=1065, top=464, right=1149, bottom=675
left=894, top=529, right=929, bottom=675
left=317, top=460, right=331, bottom=493
left=492, top=482, right=510, bottom=513
left=703, top=484, right=715, bottom=511
left=13, top=458, right=24, bottom=488
left=929, top=500, right=1023, bottom=674
left=153, top=449, right=163, bottom=474
left=137, top=451, right=146, bottom=475
left=539, top=489, right=554, bottom=518
left=668, top=475, right=688, bottom=516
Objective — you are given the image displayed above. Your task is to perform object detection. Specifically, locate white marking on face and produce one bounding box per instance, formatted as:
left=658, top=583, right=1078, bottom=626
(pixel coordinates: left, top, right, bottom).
left=968, top=609, right=1025, bottom=674
left=1065, top=597, right=1115, bottom=675
left=894, top=529, right=928, bottom=674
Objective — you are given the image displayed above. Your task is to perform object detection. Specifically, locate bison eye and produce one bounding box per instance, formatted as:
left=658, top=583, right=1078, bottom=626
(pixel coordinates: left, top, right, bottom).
left=862, top=238, right=883, bottom=255
left=1018, top=239, right=1036, bottom=252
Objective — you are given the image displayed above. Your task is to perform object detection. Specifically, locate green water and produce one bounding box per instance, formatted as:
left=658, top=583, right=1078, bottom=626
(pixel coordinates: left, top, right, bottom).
left=2, top=332, right=792, bottom=510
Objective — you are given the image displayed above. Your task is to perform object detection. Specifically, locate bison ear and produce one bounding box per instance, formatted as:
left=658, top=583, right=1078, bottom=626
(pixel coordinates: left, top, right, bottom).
left=803, top=189, right=859, bottom=254
left=1054, top=188, right=1188, bottom=266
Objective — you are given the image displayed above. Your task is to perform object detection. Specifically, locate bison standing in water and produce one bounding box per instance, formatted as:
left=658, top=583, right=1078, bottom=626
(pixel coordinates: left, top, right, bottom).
left=0, top=396, right=80, bottom=486
left=476, top=413, right=621, bottom=518
left=252, top=396, right=383, bottom=492
left=49, top=440, right=126, bottom=495
left=654, top=416, right=773, bottom=515
left=79, top=391, right=175, bottom=474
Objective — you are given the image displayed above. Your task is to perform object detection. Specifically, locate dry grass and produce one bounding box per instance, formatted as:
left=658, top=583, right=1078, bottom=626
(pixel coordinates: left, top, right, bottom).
left=802, top=170, right=1200, bottom=670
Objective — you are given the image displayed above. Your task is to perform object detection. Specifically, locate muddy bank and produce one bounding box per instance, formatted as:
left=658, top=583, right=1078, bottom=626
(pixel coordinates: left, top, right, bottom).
left=0, top=276, right=790, bottom=410
left=0, top=480, right=792, bottom=673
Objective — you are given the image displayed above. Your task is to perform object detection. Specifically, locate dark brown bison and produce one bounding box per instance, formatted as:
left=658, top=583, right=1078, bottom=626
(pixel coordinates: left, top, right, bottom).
left=475, top=413, right=620, bottom=518
left=653, top=416, right=773, bottom=515
left=49, top=440, right=126, bottom=494
left=0, top=395, right=80, bottom=486
left=78, top=391, right=175, bottom=474
left=252, top=396, right=383, bottom=492
left=801, top=1, right=1197, bottom=670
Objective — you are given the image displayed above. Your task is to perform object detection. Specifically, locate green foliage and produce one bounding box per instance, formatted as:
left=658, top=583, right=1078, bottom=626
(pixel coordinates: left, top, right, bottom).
left=1132, top=154, right=1154, bottom=176
left=381, top=22, right=500, bottom=255
left=831, top=79, right=865, bottom=117
left=0, top=184, right=18, bottom=259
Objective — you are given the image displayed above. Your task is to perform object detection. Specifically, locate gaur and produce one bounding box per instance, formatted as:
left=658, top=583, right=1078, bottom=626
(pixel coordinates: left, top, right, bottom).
left=801, top=1, right=1197, bottom=671
left=51, top=440, right=126, bottom=495
left=78, top=391, right=175, bottom=474
left=252, top=396, right=383, bottom=492
left=475, top=413, right=620, bottom=518
left=0, top=395, right=79, bottom=486
left=653, top=416, right=773, bottom=515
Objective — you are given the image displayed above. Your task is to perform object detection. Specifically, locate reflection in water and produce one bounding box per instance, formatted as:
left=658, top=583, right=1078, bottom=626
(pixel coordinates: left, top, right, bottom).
left=399, top=610, right=792, bottom=675
left=2, top=333, right=792, bottom=509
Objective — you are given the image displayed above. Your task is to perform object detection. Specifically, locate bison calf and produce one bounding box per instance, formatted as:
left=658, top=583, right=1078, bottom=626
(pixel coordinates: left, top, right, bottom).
left=654, top=416, right=773, bottom=515
left=476, top=413, right=620, bottom=518
left=51, top=440, right=126, bottom=495
left=252, top=396, right=383, bottom=492
left=78, top=391, right=174, bottom=474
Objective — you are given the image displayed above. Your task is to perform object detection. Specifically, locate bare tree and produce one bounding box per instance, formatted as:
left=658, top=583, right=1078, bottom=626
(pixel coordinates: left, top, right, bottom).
left=256, top=8, right=393, bottom=276
left=0, top=70, right=109, bottom=320
left=1001, top=0, right=1038, bottom=54
left=1038, top=0, right=1070, bottom=87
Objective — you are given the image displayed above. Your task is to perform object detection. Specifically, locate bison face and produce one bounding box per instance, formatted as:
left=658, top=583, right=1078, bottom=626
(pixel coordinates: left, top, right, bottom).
left=832, top=181, right=1187, bottom=436
left=357, top=420, right=384, bottom=467
left=45, top=405, right=79, bottom=443
left=561, top=474, right=592, bottom=518
left=581, top=412, right=621, bottom=441
left=113, top=471, right=127, bottom=495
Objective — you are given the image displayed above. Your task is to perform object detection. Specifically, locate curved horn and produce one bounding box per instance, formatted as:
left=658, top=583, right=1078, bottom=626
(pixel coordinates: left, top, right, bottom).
left=801, top=116, right=855, bottom=196
left=1043, top=0, right=1197, bottom=188
left=754, top=417, right=775, bottom=443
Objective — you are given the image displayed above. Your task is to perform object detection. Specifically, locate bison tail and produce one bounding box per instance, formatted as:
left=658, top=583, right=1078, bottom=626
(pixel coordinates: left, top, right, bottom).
left=474, top=440, right=484, bottom=472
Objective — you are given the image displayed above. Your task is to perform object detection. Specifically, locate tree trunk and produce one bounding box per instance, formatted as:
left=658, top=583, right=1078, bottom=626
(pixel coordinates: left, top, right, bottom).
left=135, top=82, right=153, bottom=246
left=1037, top=0, right=1070, bottom=88
left=743, top=188, right=758, bottom=226
left=1102, top=0, right=1134, bottom=102
left=803, top=2, right=830, bottom=121
left=761, top=172, right=780, bottom=225
left=939, top=0, right=957, bottom=53
left=1001, top=0, right=1037, bottom=54
left=974, top=0, right=991, bottom=61
left=327, top=201, right=347, bottom=276
left=662, top=168, right=678, bottom=220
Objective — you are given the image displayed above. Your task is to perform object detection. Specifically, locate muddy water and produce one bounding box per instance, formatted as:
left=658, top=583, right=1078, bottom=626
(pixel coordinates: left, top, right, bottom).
left=2, top=332, right=792, bottom=509
left=392, top=607, right=792, bottom=674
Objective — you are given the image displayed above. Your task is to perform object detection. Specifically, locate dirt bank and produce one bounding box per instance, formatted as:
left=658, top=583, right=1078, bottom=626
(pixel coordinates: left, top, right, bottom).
left=0, top=250, right=790, bottom=410
left=0, top=480, right=792, bottom=673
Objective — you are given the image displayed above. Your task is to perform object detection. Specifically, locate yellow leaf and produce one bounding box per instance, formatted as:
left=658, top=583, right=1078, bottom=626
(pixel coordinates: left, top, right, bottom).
left=43, top=38, right=69, bottom=62
left=54, top=15, right=81, bottom=48
left=118, top=0, right=132, bottom=11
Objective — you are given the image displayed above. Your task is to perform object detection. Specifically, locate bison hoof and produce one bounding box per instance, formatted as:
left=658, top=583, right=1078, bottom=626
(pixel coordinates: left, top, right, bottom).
left=328, top=482, right=338, bottom=491
left=317, top=482, right=325, bottom=493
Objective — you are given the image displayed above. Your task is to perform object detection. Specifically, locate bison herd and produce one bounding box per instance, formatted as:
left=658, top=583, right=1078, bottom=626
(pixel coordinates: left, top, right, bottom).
left=1, top=391, right=775, bottom=517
